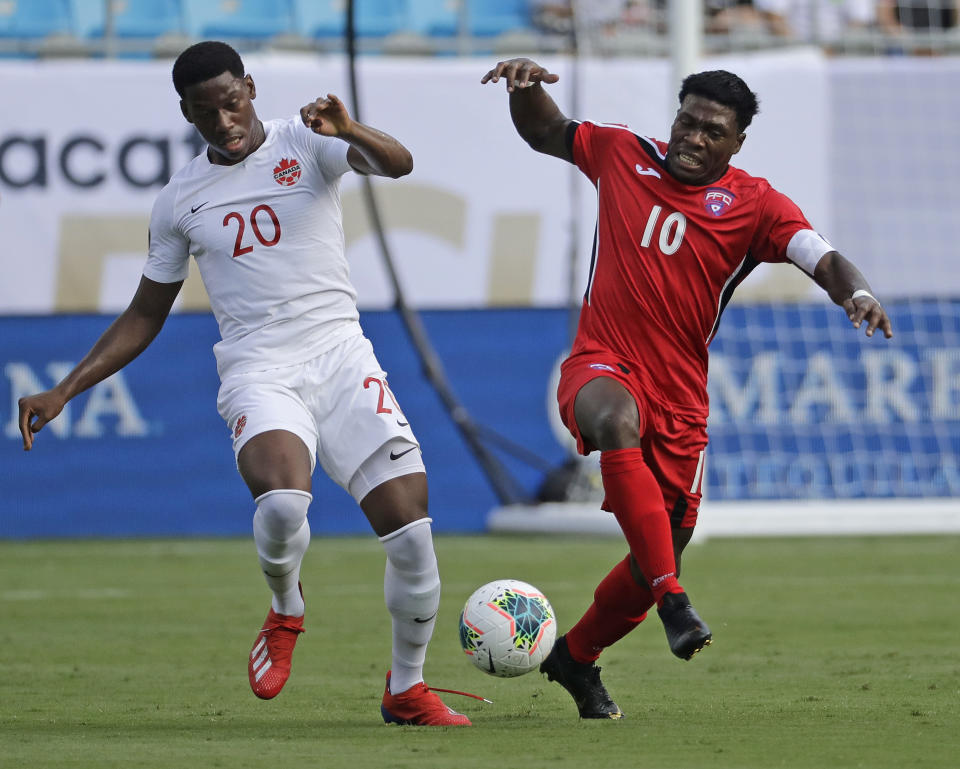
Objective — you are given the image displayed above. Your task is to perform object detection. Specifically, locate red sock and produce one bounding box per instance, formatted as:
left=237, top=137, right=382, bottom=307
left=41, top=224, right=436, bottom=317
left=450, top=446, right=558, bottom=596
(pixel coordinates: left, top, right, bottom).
left=600, top=448, right=681, bottom=603
left=566, top=555, right=655, bottom=663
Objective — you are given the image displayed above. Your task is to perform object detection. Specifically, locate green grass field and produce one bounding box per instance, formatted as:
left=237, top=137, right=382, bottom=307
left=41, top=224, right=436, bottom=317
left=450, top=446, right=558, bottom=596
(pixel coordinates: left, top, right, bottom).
left=2, top=534, right=958, bottom=769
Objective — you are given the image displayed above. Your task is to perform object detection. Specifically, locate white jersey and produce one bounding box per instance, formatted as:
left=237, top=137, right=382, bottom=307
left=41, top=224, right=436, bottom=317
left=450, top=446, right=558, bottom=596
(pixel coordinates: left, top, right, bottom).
left=144, top=116, right=362, bottom=379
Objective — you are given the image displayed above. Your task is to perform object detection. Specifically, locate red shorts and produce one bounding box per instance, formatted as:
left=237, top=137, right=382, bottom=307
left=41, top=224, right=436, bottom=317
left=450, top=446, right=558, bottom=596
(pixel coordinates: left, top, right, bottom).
left=557, top=351, right=708, bottom=528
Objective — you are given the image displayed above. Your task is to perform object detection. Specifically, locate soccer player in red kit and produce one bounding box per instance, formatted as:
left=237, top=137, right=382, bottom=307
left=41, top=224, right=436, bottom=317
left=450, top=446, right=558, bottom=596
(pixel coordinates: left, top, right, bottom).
left=482, top=58, right=892, bottom=719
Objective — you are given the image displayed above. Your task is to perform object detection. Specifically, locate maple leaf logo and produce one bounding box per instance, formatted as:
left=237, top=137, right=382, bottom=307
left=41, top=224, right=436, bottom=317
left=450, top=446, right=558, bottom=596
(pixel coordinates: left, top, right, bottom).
left=234, top=415, right=247, bottom=438
left=273, top=157, right=302, bottom=186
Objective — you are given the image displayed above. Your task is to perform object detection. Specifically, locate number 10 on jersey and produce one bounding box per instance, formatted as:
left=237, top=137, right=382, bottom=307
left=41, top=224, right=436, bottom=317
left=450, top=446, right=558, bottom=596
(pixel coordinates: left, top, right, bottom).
left=641, top=206, right=687, bottom=256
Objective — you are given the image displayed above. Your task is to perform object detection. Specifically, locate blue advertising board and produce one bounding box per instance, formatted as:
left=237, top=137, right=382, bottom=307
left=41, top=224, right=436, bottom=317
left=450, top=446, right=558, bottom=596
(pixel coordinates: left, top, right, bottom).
left=3, top=301, right=958, bottom=538
left=707, top=300, right=960, bottom=500
left=0, top=309, right=571, bottom=538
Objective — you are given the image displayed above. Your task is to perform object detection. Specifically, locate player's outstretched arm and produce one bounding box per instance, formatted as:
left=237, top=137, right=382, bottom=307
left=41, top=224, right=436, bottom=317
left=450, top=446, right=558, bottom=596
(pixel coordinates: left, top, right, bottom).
left=18, top=276, right=182, bottom=450
left=813, top=251, right=893, bottom=339
left=300, top=94, right=413, bottom=178
left=481, top=58, right=572, bottom=162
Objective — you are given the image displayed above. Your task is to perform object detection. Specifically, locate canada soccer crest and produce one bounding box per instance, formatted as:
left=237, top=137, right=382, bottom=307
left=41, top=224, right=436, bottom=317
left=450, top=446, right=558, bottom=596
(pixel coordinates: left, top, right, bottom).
left=273, top=157, right=302, bottom=186
left=234, top=415, right=247, bottom=438
left=704, top=187, right=735, bottom=217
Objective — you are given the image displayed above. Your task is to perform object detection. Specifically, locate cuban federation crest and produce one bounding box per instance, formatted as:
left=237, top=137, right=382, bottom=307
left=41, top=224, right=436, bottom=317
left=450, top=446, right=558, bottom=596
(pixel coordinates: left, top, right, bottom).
left=273, top=157, right=302, bottom=186
left=704, top=187, right=735, bottom=217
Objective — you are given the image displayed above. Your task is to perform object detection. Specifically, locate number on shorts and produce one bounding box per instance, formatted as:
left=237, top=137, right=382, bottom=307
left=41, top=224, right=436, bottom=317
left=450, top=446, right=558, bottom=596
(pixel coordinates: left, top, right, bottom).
left=363, top=376, right=403, bottom=416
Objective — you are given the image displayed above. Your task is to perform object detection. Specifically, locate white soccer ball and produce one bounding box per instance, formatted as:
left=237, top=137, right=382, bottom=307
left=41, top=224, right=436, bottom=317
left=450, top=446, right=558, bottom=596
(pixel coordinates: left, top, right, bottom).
left=458, top=579, right=557, bottom=678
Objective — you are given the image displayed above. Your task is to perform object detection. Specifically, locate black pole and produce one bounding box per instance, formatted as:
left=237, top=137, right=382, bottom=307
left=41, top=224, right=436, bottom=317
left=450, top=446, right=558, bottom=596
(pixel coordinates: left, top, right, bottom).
left=343, top=0, right=529, bottom=505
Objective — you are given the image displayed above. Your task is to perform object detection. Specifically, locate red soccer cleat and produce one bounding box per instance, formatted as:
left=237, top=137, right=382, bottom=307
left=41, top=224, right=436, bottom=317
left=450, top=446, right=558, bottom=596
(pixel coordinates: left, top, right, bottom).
left=248, top=607, right=305, bottom=699
left=380, top=671, right=473, bottom=726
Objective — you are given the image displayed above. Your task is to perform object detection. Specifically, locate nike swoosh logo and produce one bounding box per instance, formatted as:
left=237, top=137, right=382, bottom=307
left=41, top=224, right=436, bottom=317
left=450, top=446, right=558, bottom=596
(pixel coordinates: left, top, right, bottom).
left=413, top=611, right=437, bottom=624
left=635, top=164, right=661, bottom=179
left=396, top=420, right=409, bottom=427
left=190, top=201, right=209, bottom=213
left=389, top=446, right=418, bottom=461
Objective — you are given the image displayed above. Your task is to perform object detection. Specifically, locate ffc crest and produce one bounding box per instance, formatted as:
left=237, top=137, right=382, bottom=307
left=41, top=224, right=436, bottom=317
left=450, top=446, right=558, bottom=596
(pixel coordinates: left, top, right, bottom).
left=704, top=187, right=735, bottom=216
left=273, top=157, right=302, bottom=186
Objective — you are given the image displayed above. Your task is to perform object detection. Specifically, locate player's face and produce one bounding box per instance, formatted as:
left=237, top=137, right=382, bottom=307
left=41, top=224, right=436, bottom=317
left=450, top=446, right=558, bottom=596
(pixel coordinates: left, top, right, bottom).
left=180, top=72, right=264, bottom=165
left=665, top=95, right=745, bottom=186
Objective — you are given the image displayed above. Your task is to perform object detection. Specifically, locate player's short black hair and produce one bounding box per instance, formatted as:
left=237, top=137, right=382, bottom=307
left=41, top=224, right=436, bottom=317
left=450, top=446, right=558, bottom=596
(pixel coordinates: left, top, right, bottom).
left=679, top=70, right=759, bottom=132
left=172, top=41, right=245, bottom=97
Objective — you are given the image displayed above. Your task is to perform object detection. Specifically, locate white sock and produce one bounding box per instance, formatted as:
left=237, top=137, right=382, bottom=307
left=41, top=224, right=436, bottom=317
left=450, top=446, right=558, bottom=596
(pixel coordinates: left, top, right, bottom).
left=379, top=517, right=440, bottom=694
left=253, top=489, right=312, bottom=617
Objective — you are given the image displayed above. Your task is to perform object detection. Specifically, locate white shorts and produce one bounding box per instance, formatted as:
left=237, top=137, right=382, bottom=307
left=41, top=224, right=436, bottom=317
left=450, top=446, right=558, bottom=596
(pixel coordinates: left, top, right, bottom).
left=216, top=333, right=424, bottom=502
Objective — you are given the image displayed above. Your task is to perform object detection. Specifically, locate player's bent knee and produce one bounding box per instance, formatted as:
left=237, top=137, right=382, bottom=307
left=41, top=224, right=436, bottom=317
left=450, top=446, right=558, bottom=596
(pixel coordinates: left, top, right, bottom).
left=380, top=517, right=440, bottom=619
left=379, top=516, right=432, bottom=543
left=254, top=489, right=312, bottom=543
left=384, top=563, right=441, bottom=619
left=379, top=518, right=437, bottom=572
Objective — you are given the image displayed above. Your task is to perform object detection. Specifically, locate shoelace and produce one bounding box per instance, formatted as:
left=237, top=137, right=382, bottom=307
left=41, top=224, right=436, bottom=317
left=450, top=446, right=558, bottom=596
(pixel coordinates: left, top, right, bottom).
left=260, top=618, right=305, bottom=634
left=263, top=624, right=305, bottom=635
left=427, top=685, right=493, bottom=704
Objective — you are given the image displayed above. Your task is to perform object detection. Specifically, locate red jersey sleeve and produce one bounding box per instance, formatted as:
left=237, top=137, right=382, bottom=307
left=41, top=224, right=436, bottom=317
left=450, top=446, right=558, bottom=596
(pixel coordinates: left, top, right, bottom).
left=749, top=186, right=815, bottom=264
left=572, top=120, right=648, bottom=183
left=571, top=120, right=601, bottom=182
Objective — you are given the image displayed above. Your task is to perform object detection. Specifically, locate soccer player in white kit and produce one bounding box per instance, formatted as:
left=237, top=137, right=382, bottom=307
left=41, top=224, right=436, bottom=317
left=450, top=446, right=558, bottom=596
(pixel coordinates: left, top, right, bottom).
left=17, top=41, right=471, bottom=726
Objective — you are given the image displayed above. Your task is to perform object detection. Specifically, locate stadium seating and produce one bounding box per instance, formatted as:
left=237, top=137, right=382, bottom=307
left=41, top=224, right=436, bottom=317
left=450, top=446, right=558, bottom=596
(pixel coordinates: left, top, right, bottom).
left=407, top=0, right=461, bottom=38
left=0, top=0, right=75, bottom=38
left=184, top=0, right=296, bottom=40
left=78, top=0, right=185, bottom=39
left=405, top=1, right=533, bottom=41
left=292, top=0, right=534, bottom=44
left=292, top=0, right=344, bottom=39
left=467, top=0, right=530, bottom=37
left=0, top=0, right=538, bottom=55
left=294, top=0, right=409, bottom=40
left=352, top=0, right=407, bottom=38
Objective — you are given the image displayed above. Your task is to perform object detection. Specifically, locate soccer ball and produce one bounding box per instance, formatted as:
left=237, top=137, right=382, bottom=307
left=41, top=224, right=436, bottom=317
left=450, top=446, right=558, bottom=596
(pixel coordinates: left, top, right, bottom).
left=458, top=579, right=557, bottom=678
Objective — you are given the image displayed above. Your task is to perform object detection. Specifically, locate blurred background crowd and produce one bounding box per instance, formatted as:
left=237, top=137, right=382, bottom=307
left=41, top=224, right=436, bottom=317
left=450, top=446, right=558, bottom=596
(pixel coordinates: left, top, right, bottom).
left=535, top=0, right=959, bottom=53
left=1, top=0, right=957, bottom=59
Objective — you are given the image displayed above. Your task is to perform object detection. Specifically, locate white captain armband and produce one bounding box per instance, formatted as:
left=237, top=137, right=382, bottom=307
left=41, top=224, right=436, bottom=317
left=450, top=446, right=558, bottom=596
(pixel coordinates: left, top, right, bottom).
left=786, top=229, right=834, bottom=276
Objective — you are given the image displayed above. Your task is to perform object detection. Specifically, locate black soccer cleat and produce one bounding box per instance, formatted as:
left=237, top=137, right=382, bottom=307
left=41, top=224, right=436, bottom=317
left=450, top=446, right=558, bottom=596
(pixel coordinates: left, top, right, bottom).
left=540, top=635, right=623, bottom=719
left=657, top=591, right=712, bottom=660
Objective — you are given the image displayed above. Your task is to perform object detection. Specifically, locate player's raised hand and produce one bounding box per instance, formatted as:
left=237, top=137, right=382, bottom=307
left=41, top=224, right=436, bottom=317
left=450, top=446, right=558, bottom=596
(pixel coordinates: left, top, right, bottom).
left=481, top=58, right=559, bottom=92
left=18, top=390, right=66, bottom=451
left=843, top=293, right=893, bottom=339
left=300, top=94, right=354, bottom=137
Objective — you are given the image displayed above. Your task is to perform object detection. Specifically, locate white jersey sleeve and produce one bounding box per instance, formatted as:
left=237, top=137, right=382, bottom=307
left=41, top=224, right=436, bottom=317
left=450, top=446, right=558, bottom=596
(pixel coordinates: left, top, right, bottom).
left=144, top=181, right=190, bottom=283
left=142, top=117, right=364, bottom=381
left=298, top=119, right=353, bottom=180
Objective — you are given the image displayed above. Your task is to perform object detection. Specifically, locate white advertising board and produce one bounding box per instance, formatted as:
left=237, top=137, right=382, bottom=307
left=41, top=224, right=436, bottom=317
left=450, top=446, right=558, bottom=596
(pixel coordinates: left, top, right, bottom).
left=1, top=50, right=834, bottom=314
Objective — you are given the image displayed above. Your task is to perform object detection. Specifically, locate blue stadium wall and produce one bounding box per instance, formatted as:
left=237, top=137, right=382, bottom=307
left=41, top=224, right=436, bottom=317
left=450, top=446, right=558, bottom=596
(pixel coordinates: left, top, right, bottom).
left=1, top=309, right=572, bottom=538
left=2, top=302, right=958, bottom=538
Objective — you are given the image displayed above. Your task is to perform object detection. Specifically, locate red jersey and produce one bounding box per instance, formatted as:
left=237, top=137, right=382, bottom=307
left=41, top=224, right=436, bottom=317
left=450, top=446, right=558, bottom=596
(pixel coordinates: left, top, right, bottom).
left=570, top=120, right=814, bottom=418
